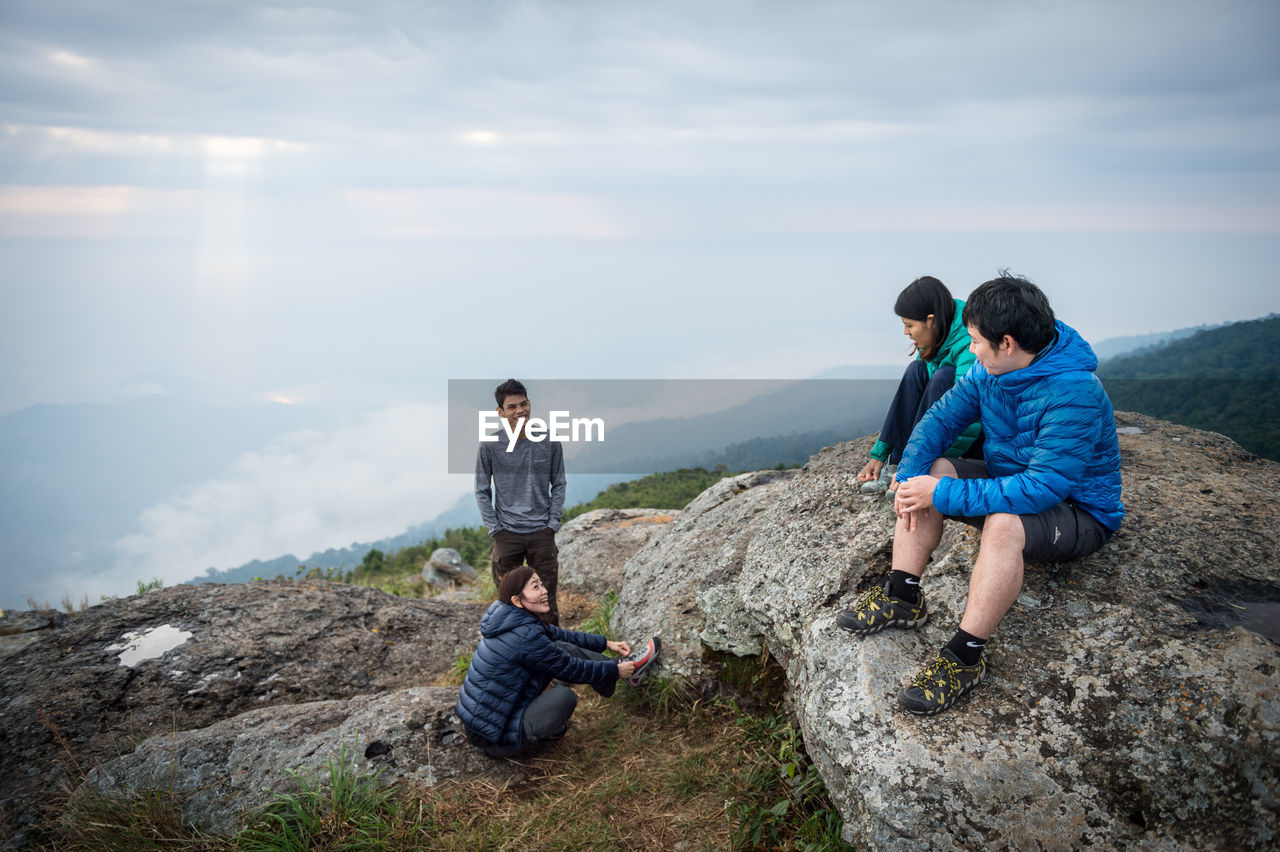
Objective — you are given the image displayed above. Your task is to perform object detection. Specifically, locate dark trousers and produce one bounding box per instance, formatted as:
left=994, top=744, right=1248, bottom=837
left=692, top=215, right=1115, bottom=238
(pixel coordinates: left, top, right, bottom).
left=879, top=360, right=957, bottom=464
left=471, top=641, right=613, bottom=759
left=491, top=527, right=561, bottom=625
left=522, top=641, right=616, bottom=740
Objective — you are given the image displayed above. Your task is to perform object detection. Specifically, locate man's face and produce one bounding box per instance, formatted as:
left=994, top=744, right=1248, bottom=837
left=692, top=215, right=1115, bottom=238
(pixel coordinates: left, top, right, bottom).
left=967, top=325, right=1013, bottom=376
left=497, top=394, right=531, bottom=432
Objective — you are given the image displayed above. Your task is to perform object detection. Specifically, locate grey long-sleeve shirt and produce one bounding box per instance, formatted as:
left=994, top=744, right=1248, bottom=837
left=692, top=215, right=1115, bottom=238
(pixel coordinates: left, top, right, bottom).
left=474, top=438, right=567, bottom=535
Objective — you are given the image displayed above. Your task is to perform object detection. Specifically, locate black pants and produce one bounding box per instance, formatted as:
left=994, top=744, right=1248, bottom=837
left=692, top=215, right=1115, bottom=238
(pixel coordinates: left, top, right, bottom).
left=940, top=458, right=1112, bottom=563
left=879, top=360, right=957, bottom=464
left=491, top=527, right=560, bottom=625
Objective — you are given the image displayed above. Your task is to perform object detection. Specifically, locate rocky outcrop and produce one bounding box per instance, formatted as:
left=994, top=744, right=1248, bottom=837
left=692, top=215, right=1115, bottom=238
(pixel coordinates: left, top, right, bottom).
left=557, top=508, right=680, bottom=596
left=8, top=413, right=1278, bottom=848
left=0, top=580, right=485, bottom=844
left=0, top=609, right=69, bottom=656
left=614, top=413, right=1279, bottom=849
left=421, top=547, right=479, bottom=587
left=610, top=471, right=797, bottom=683
left=0, top=608, right=68, bottom=636
left=84, top=686, right=518, bottom=835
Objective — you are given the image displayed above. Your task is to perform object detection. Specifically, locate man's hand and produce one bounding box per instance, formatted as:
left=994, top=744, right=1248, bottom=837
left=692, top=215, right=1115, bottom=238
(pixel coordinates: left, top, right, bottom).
left=894, top=475, right=940, bottom=532
left=606, top=640, right=632, bottom=657
left=857, top=459, right=883, bottom=483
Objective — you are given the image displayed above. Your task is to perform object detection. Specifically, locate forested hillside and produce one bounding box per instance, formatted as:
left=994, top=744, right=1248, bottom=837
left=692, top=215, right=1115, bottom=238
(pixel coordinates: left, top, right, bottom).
left=1098, top=315, right=1278, bottom=460
left=562, top=466, right=740, bottom=522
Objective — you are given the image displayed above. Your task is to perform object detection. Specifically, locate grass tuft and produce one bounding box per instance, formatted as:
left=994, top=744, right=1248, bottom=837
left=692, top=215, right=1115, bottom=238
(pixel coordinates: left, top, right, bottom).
left=433, top=651, right=472, bottom=687
left=44, top=787, right=215, bottom=851
left=235, top=744, right=424, bottom=851
left=578, top=590, right=619, bottom=639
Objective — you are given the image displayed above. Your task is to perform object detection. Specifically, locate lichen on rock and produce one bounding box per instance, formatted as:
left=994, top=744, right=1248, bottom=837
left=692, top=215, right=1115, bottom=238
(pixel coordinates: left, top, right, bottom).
left=612, top=414, right=1280, bottom=849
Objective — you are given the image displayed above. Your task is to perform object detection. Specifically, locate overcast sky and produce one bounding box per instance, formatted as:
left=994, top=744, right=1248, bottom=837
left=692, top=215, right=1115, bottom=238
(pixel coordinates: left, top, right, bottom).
left=2, top=0, right=1278, bottom=604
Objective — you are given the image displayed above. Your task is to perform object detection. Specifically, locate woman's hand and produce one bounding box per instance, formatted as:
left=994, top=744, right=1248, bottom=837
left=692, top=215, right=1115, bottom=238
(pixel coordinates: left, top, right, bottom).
left=618, top=660, right=637, bottom=679
left=606, top=640, right=632, bottom=657
left=857, top=459, right=883, bottom=483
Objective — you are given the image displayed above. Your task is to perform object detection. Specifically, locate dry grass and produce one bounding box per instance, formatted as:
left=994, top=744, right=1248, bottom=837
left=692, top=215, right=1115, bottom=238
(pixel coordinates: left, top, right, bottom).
left=411, top=692, right=746, bottom=851
left=36, top=585, right=848, bottom=850
left=555, top=590, right=602, bottom=626
left=38, top=693, right=784, bottom=851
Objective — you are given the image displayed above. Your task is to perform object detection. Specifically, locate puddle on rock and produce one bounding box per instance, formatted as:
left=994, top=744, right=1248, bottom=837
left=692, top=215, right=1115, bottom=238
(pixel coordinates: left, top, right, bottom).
left=1175, top=581, right=1280, bottom=645
left=107, top=624, right=194, bottom=667
left=1234, top=602, right=1280, bottom=644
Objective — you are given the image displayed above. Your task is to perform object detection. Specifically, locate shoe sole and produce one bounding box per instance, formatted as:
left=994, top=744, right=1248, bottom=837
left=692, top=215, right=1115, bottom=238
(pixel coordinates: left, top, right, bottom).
left=626, top=637, right=662, bottom=686
left=837, top=611, right=928, bottom=636
left=899, top=666, right=986, bottom=716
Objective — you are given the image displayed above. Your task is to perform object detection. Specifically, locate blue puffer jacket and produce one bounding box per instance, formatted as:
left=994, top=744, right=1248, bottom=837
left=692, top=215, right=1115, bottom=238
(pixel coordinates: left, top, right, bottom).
left=456, top=601, right=617, bottom=748
left=897, top=320, right=1125, bottom=531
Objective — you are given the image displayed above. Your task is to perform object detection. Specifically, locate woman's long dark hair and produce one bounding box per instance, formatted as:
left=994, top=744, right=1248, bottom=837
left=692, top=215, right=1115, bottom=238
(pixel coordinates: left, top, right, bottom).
left=894, top=276, right=955, bottom=362
left=497, top=566, right=548, bottom=623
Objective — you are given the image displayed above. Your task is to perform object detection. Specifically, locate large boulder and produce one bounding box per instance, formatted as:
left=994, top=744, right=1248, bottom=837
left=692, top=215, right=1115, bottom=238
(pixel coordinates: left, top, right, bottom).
left=83, top=686, right=518, bottom=836
left=610, top=470, right=797, bottom=684
left=0, top=580, right=486, bottom=844
left=557, top=508, right=680, bottom=596
left=755, top=414, right=1280, bottom=849
left=421, top=547, right=479, bottom=587
left=616, top=414, right=1280, bottom=849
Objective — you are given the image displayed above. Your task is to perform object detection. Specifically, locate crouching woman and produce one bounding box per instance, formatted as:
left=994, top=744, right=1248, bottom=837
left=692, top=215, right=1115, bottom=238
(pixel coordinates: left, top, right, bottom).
left=456, top=566, right=659, bottom=758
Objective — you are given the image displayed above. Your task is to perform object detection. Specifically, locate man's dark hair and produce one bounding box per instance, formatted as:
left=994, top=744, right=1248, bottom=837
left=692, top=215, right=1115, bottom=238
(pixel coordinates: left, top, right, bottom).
left=894, top=275, right=954, bottom=361
left=962, top=273, right=1056, bottom=354
left=494, top=378, right=528, bottom=407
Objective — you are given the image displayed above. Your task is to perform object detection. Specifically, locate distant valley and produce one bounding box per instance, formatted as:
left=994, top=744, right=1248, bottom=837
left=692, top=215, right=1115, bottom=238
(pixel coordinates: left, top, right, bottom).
left=3, top=317, right=1275, bottom=609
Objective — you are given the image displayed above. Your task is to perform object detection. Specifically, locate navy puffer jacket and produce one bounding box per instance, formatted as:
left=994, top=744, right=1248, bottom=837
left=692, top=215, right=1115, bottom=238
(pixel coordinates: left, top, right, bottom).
left=456, top=601, right=618, bottom=748
left=898, top=320, right=1125, bottom=531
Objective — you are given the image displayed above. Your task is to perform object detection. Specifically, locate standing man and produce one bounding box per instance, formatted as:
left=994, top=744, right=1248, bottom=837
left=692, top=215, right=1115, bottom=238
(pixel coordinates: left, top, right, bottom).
left=476, top=379, right=567, bottom=625
left=838, top=274, right=1124, bottom=714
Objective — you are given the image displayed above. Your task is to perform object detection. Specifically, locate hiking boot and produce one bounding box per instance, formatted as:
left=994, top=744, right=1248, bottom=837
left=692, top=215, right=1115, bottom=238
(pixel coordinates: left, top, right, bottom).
left=624, top=636, right=662, bottom=686
left=898, top=648, right=986, bottom=715
left=860, top=464, right=897, bottom=495
left=836, top=583, right=927, bottom=636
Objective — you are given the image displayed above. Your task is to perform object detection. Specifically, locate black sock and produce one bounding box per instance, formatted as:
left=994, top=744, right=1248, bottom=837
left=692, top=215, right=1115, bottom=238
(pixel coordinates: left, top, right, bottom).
left=886, top=570, right=921, bottom=603
left=946, top=629, right=986, bottom=666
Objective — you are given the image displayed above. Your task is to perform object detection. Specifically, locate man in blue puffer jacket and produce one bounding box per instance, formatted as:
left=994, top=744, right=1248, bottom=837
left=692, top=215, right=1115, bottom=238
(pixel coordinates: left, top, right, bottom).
left=838, top=273, right=1124, bottom=715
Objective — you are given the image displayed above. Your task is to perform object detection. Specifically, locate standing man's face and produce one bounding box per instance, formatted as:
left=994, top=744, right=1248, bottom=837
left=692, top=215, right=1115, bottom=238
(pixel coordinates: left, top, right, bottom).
left=498, top=394, right=531, bottom=435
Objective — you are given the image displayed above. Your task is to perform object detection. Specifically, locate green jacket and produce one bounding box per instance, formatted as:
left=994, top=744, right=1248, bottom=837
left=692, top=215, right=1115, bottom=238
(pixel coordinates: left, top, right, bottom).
left=871, top=299, right=982, bottom=461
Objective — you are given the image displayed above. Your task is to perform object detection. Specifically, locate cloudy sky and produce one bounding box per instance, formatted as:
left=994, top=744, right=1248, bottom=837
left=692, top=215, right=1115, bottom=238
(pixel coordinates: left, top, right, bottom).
left=2, top=0, right=1278, bottom=604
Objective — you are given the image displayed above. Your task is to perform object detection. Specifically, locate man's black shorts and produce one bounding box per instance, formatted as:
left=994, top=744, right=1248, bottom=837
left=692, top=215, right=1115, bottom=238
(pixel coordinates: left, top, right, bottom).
left=941, top=458, right=1112, bottom=563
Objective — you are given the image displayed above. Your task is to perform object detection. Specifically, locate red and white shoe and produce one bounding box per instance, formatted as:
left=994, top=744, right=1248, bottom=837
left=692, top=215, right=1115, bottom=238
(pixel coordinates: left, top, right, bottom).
left=625, top=636, right=662, bottom=686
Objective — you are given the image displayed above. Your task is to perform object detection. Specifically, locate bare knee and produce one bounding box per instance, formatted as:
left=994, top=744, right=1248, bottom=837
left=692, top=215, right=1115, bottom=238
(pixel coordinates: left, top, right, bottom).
left=930, top=457, right=957, bottom=478
left=982, top=513, right=1025, bottom=547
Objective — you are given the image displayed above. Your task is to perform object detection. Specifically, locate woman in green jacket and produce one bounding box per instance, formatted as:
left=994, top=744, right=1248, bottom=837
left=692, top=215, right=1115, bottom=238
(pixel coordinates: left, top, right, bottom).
left=857, top=276, right=982, bottom=493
